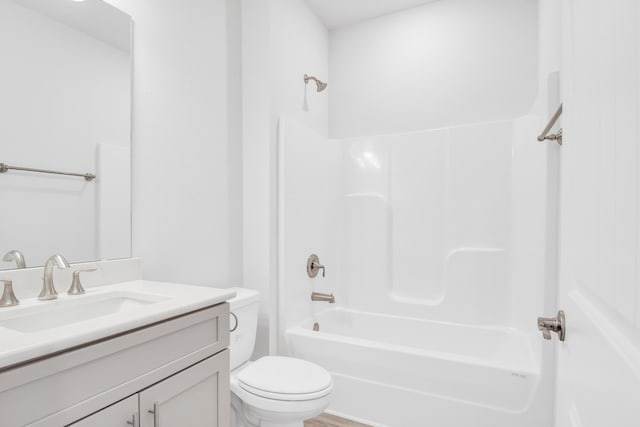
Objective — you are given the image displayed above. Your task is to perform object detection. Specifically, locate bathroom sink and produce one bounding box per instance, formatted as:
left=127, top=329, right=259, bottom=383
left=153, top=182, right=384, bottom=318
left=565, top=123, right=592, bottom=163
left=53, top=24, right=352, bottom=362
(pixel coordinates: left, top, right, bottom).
left=0, top=280, right=235, bottom=370
left=0, top=292, right=166, bottom=333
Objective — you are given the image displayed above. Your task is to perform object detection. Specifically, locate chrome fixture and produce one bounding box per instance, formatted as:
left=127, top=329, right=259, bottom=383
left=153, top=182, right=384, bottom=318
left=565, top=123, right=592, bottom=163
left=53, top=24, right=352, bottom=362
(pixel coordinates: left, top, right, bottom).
left=537, top=103, right=563, bottom=145
left=230, top=311, right=239, bottom=333
left=538, top=310, right=566, bottom=341
left=3, top=250, right=26, bottom=269
left=307, top=254, right=325, bottom=278
left=148, top=402, right=159, bottom=427
left=0, top=280, right=19, bottom=307
left=0, top=162, right=96, bottom=181
left=126, top=413, right=138, bottom=426
left=39, top=254, right=70, bottom=300
left=311, top=292, right=335, bottom=303
left=68, top=268, right=96, bottom=295
left=304, top=74, right=327, bottom=92
left=313, top=322, right=320, bottom=331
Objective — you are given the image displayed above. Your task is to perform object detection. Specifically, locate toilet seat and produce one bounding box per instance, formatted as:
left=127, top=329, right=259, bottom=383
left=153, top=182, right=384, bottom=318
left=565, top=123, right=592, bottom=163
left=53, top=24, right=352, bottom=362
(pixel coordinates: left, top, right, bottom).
left=239, top=382, right=332, bottom=401
left=237, top=356, right=333, bottom=401
left=231, top=376, right=332, bottom=417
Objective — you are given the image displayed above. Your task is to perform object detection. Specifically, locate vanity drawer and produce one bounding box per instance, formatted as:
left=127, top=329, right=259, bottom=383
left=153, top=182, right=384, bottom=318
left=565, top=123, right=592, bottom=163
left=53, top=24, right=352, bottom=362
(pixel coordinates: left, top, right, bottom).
left=0, top=302, right=230, bottom=427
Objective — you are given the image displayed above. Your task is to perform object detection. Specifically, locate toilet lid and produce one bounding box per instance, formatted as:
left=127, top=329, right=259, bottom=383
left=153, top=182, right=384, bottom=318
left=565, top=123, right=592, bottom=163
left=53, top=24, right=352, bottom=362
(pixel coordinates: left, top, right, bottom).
left=237, top=356, right=332, bottom=399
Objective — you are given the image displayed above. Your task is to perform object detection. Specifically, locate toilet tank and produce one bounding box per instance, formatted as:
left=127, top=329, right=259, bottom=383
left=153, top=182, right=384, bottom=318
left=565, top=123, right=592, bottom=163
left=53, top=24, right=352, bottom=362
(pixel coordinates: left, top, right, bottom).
left=228, top=287, right=260, bottom=370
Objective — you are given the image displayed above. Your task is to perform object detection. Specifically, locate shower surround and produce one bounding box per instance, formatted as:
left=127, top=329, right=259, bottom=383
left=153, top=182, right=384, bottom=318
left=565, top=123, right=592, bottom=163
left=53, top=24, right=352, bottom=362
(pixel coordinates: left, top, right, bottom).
left=278, top=117, right=556, bottom=426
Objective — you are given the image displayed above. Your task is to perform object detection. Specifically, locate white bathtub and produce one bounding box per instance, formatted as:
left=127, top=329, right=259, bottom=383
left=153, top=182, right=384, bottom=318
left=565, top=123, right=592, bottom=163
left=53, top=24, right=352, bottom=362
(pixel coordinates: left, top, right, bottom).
left=286, top=308, right=547, bottom=427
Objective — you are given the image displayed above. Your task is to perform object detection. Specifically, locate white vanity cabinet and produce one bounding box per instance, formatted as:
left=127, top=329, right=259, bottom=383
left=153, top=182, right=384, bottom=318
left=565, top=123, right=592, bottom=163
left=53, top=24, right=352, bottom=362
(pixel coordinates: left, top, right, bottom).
left=68, top=351, right=229, bottom=427
left=0, top=301, right=231, bottom=427
left=139, top=352, right=228, bottom=427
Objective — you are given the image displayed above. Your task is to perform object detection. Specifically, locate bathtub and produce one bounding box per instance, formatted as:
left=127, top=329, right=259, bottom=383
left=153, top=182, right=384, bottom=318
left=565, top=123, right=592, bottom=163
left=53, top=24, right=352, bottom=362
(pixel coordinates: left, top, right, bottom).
left=286, top=308, right=547, bottom=427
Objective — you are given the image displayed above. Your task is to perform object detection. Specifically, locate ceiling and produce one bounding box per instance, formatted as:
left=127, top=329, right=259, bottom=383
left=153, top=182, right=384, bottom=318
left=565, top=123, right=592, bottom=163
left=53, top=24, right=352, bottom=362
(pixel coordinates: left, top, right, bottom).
left=305, top=0, right=441, bottom=29
left=14, top=0, right=131, bottom=52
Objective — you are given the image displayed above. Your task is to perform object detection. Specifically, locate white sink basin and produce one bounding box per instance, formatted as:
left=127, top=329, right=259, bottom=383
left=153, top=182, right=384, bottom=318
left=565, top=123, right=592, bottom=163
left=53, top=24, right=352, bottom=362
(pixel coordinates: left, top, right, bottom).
left=0, top=280, right=235, bottom=370
left=0, top=292, right=167, bottom=333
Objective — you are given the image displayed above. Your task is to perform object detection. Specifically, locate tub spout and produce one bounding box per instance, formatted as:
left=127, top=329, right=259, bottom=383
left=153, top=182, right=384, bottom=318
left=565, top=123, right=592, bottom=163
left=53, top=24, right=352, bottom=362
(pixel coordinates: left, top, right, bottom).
left=311, top=292, right=335, bottom=303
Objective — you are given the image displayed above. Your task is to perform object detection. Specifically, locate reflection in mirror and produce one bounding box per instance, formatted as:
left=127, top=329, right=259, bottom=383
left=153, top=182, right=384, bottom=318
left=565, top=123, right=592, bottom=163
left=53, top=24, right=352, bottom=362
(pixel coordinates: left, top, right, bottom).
left=0, top=0, right=132, bottom=270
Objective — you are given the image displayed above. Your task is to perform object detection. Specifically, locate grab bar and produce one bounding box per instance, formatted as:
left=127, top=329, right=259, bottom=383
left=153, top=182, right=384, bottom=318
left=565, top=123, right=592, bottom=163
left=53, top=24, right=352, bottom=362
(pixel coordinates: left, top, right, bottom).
left=0, top=163, right=96, bottom=181
left=537, top=103, right=563, bottom=145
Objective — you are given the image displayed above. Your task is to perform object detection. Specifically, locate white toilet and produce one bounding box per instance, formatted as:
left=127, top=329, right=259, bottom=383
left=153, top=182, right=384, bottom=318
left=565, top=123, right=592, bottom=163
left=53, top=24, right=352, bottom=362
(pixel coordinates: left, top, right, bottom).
left=228, top=288, right=333, bottom=427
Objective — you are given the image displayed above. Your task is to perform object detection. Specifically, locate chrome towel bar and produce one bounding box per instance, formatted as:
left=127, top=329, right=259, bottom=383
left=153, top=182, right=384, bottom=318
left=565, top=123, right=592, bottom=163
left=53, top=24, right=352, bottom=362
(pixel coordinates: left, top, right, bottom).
left=537, top=103, right=563, bottom=145
left=0, top=162, right=96, bottom=181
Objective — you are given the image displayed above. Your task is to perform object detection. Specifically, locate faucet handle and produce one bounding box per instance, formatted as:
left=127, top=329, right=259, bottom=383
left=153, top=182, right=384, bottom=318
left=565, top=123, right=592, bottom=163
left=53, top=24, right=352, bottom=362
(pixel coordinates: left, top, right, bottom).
left=0, top=280, right=19, bottom=307
left=307, top=254, right=326, bottom=278
left=68, top=268, right=96, bottom=295
left=313, top=262, right=325, bottom=278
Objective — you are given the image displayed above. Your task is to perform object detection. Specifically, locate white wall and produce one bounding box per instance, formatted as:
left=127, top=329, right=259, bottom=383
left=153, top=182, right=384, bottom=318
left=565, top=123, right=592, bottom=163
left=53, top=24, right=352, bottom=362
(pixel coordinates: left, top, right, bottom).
left=329, top=0, right=539, bottom=138
left=0, top=0, right=130, bottom=268
left=242, top=0, right=329, bottom=357
left=278, top=119, right=341, bottom=352
left=270, top=0, right=329, bottom=137
left=104, top=0, right=243, bottom=287
left=241, top=0, right=273, bottom=357
left=536, top=0, right=562, bottom=115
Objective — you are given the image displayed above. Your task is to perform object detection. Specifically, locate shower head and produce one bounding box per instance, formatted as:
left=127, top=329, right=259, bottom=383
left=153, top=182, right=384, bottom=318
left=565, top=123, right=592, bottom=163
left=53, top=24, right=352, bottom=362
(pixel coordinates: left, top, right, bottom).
left=316, top=80, right=328, bottom=92
left=304, top=74, right=327, bottom=92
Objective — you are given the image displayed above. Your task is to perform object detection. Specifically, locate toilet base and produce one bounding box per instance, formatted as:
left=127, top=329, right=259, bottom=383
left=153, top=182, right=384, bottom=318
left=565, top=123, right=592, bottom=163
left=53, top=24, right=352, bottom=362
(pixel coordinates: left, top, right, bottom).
left=261, top=422, right=303, bottom=427
left=231, top=392, right=326, bottom=427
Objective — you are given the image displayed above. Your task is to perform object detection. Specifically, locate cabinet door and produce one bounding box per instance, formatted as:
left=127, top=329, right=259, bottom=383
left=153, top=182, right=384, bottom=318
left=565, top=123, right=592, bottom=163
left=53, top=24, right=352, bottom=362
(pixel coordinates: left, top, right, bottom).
left=139, top=350, right=229, bottom=427
left=67, top=395, right=138, bottom=427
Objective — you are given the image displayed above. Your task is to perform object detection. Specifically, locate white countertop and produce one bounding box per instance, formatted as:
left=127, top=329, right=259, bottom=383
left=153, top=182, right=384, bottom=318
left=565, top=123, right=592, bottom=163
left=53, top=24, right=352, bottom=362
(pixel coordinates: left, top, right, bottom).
left=0, top=280, right=235, bottom=370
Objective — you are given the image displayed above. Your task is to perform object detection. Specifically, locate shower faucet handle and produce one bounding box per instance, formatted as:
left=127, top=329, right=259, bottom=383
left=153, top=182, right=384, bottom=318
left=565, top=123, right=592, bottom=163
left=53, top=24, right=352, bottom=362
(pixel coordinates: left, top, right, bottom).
left=307, top=254, right=325, bottom=278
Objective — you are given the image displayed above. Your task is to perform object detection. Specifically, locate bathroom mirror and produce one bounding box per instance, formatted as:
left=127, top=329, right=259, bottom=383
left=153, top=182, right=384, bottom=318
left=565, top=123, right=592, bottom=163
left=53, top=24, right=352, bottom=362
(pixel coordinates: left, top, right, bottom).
left=0, top=0, right=132, bottom=270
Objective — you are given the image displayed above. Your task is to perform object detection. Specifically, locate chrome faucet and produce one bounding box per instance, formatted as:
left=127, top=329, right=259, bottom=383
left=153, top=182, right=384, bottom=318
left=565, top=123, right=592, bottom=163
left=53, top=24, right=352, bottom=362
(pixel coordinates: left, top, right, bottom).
left=311, top=292, right=335, bottom=303
left=3, top=250, right=26, bottom=269
left=307, top=254, right=325, bottom=278
left=39, top=254, right=70, bottom=300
